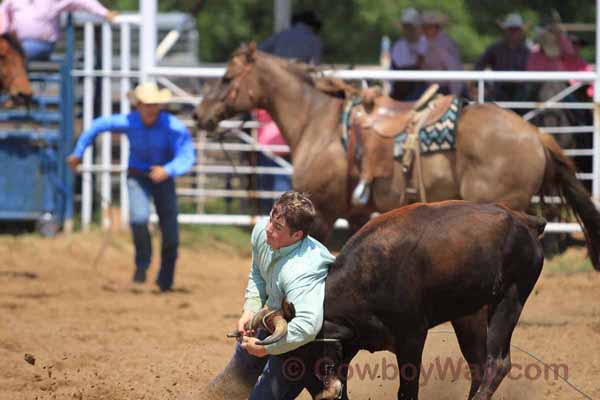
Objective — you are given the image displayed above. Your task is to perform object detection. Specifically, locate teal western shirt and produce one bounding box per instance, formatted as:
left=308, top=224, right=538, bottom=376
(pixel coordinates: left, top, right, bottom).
left=243, top=219, right=335, bottom=355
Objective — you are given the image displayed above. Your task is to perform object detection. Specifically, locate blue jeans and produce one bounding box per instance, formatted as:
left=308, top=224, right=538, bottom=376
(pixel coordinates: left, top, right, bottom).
left=229, top=330, right=307, bottom=400
left=21, top=39, right=55, bottom=62
left=257, top=153, right=292, bottom=214
left=127, top=175, right=179, bottom=290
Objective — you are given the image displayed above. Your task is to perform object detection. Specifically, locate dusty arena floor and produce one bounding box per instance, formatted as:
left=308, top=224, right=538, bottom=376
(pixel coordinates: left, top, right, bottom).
left=0, top=229, right=598, bottom=400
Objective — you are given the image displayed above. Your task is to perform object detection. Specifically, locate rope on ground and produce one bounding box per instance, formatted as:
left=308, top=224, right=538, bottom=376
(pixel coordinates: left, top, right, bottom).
left=428, top=329, right=594, bottom=399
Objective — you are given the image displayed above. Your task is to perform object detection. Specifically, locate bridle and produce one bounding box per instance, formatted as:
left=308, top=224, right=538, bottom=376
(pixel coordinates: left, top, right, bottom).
left=223, top=60, right=257, bottom=108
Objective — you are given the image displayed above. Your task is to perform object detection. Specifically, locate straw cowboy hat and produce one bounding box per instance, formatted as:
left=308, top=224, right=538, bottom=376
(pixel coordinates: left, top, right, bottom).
left=421, top=10, right=449, bottom=26
left=127, top=82, right=172, bottom=105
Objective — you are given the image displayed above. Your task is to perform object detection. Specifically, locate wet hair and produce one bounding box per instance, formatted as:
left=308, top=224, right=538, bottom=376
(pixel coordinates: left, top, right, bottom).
left=1, top=33, right=25, bottom=58
left=271, top=191, right=316, bottom=238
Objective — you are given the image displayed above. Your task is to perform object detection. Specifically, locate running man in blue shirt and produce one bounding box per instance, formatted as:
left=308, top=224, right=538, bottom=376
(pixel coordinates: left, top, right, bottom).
left=67, top=82, right=196, bottom=292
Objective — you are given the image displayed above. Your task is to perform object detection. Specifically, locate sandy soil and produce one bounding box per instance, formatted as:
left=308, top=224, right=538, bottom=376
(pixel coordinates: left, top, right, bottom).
left=0, top=230, right=598, bottom=400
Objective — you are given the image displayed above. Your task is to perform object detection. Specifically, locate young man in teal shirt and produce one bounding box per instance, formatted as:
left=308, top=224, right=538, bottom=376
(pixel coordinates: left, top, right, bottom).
left=67, top=82, right=195, bottom=292
left=208, top=191, right=335, bottom=399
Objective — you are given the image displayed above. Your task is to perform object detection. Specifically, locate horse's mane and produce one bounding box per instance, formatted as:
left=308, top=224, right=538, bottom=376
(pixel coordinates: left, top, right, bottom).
left=231, top=44, right=361, bottom=99
left=256, top=50, right=360, bottom=99
left=1, top=33, right=25, bottom=58
left=287, top=61, right=361, bottom=99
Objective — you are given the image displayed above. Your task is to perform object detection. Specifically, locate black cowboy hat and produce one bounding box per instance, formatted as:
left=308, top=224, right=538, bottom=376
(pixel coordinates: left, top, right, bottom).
left=292, top=10, right=322, bottom=32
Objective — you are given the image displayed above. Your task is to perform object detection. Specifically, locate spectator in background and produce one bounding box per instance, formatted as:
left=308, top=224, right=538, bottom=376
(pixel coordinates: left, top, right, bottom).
left=563, top=34, right=593, bottom=125
left=258, top=10, right=322, bottom=64
left=474, top=13, right=530, bottom=101
left=254, top=10, right=323, bottom=214
left=0, top=0, right=117, bottom=62
left=563, top=34, right=593, bottom=98
left=420, top=10, right=465, bottom=96
left=389, top=7, right=428, bottom=100
left=526, top=24, right=574, bottom=71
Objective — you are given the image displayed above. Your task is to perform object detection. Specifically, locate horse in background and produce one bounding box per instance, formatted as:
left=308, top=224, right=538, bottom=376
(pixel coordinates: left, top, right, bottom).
left=0, top=33, right=32, bottom=106
left=194, top=43, right=600, bottom=271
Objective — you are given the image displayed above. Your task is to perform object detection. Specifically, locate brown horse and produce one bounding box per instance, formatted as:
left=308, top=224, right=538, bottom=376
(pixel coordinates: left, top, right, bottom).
left=0, top=33, right=32, bottom=106
left=194, top=43, right=600, bottom=270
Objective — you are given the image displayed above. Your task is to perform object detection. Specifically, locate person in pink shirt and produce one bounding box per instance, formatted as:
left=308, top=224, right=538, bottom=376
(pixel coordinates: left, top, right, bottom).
left=252, top=109, right=291, bottom=214
left=0, top=0, right=117, bottom=61
left=563, top=34, right=593, bottom=98
left=526, top=26, right=574, bottom=72
left=420, top=10, right=465, bottom=96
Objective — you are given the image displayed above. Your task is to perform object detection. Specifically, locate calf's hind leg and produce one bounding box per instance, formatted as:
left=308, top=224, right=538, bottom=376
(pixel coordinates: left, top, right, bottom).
left=451, top=308, right=487, bottom=400
left=472, top=284, right=525, bottom=400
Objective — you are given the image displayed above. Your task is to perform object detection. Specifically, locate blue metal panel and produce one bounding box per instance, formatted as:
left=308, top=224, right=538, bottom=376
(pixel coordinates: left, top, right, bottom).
left=28, top=73, right=62, bottom=83
left=0, top=14, right=74, bottom=231
left=0, top=140, right=54, bottom=215
left=0, top=110, right=61, bottom=124
left=0, top=95, right=61, bottom=106
left=0, top=131, right=60, bottom=141
left=61, top=13, right=75, bottom=222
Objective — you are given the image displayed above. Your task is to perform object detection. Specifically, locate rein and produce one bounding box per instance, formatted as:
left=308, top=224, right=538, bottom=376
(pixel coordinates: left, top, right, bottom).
left=216, top=129, right=239, bottom=176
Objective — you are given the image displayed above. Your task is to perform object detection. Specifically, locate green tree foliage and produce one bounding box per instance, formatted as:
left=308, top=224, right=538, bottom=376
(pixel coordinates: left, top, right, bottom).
left=101, top=0, right=595, bottom=65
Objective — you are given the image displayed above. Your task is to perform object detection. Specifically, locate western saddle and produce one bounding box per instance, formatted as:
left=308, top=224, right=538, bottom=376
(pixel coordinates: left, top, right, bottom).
left=346, top=84, right=457, bottom=206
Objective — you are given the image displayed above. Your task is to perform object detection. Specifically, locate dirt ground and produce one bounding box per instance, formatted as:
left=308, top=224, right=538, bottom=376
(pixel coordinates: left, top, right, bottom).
left=0, top=229, right=599, bottom=400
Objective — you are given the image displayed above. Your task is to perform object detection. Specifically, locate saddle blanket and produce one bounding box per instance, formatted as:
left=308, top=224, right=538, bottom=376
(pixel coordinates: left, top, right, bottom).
left=394, top=97, right=462, bottom=159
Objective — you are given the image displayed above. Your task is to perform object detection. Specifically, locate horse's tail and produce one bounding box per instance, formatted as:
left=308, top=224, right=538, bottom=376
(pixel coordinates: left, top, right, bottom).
left=540, top=132, right=600, bottom=270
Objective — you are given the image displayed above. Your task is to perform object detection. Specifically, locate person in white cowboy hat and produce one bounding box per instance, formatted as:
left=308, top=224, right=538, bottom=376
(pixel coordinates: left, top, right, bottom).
left=389, top=7, right=428, bottom=100
left=419, top=10, right=465, bottom=96
left=474, top=12, right=530, bottom=101
left=67, top=82, right=196, bottom=292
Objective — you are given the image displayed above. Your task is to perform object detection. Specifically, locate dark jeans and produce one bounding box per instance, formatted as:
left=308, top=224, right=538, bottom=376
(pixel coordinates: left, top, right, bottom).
left=127, top=175, right=179, bottom=290
left=231, top=330, right=307, bottom=399
left=22, top=39, right=55, bottom=62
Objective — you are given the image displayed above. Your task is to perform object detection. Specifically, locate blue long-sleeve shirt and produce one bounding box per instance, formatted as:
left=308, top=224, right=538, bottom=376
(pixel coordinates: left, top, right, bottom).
left=71, top=111, right=195, bottom=177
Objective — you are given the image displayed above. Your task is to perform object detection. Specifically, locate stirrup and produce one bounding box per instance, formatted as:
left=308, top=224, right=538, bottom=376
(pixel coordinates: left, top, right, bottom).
left=352, top=180, right=371, bottom=206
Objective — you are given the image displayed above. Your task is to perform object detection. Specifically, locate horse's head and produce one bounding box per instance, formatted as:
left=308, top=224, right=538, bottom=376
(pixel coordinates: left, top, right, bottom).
left=194, top=42, right=264, bottom=131
left=0, top=34, right=32, bottom=106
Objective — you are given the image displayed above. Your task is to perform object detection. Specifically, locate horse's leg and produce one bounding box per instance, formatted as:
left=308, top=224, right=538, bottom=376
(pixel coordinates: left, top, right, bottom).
left=311, top=209, right=336, bottom=244
left=372, top=164, right=408, bottom=212
left=395, top=329, right=427, bottom=400
left=451, top=308, right=487, bottom=400
left=347, top=214, right=370, bottom=236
